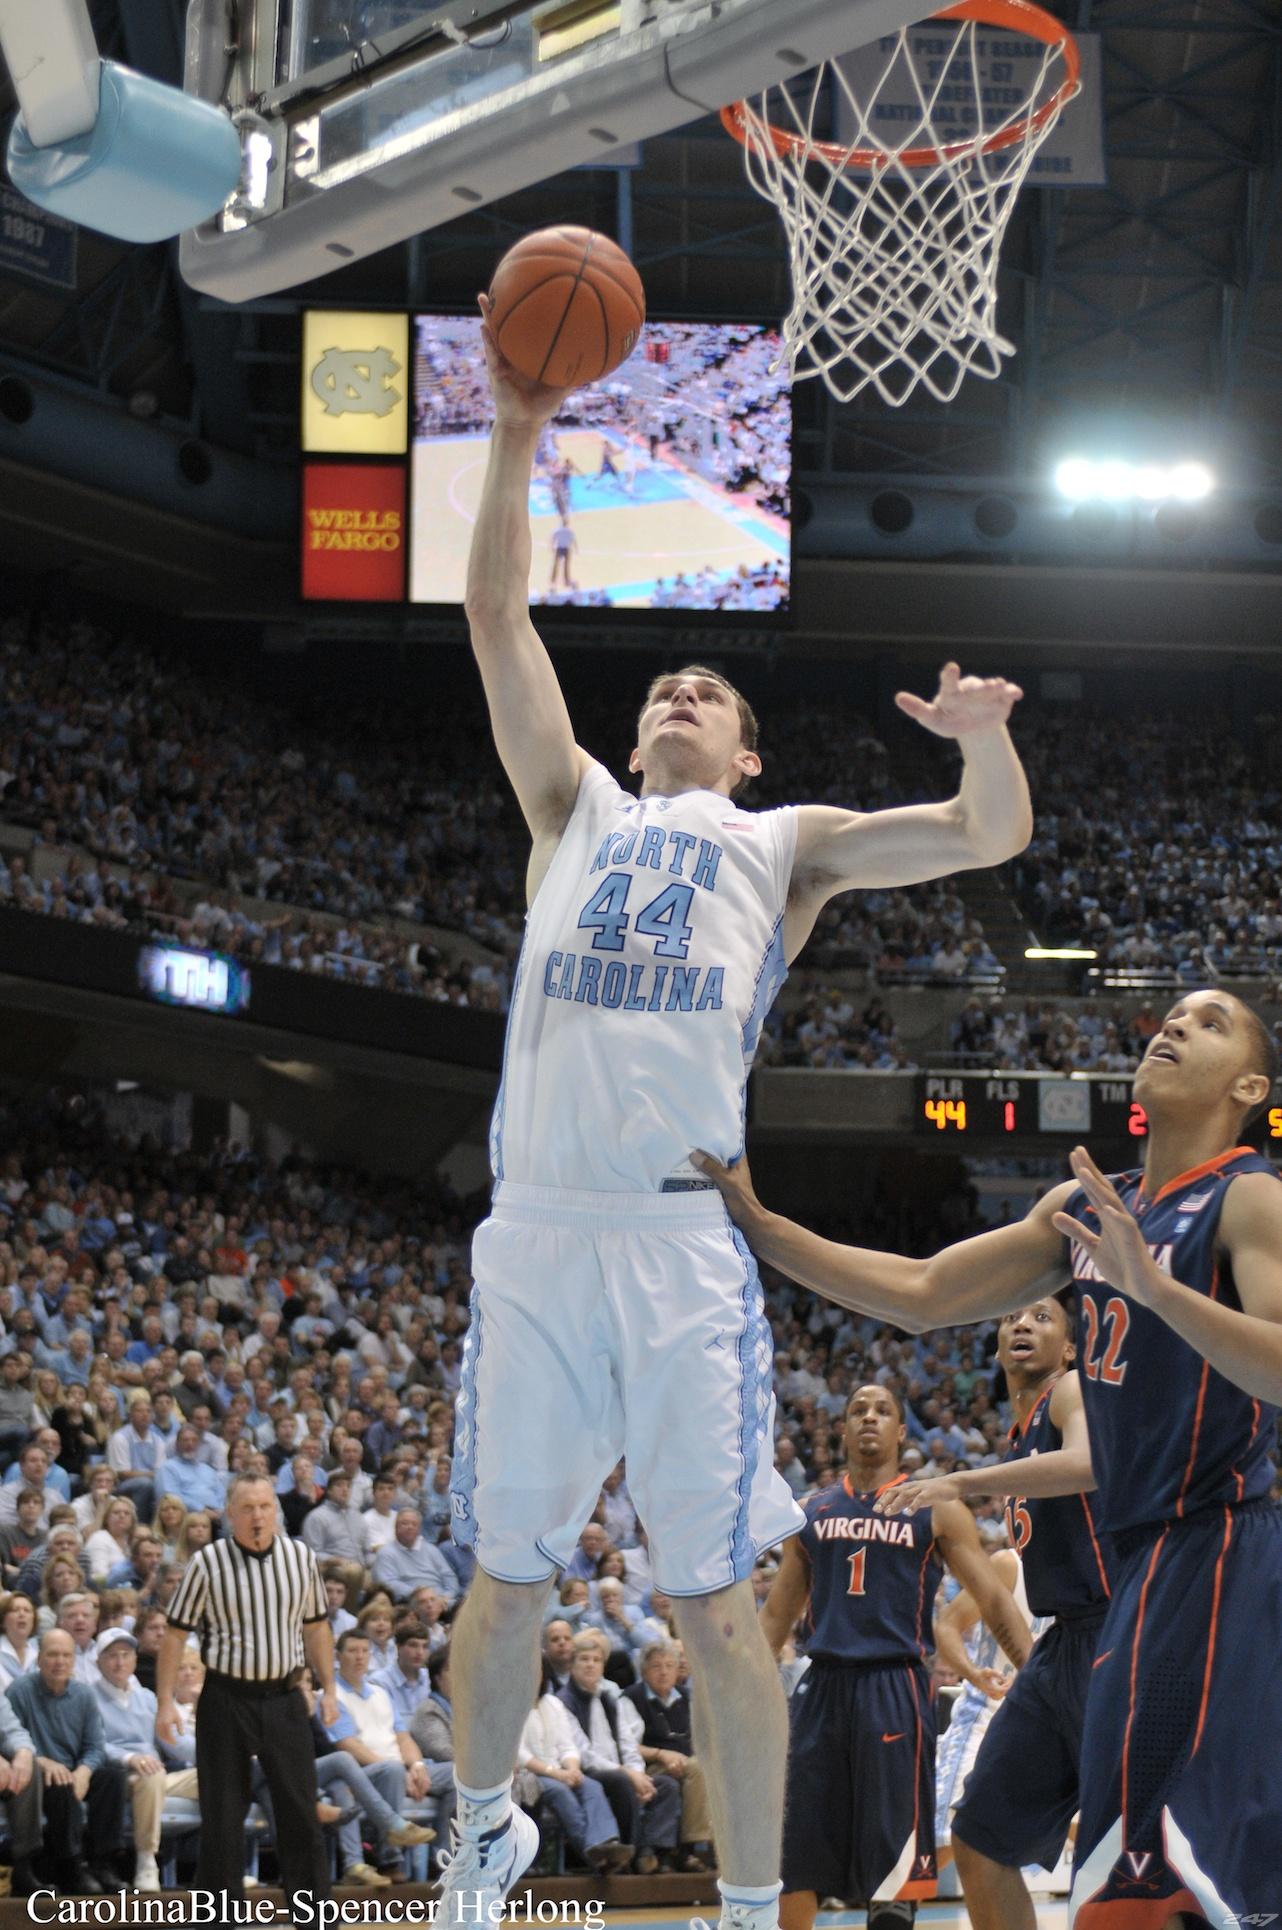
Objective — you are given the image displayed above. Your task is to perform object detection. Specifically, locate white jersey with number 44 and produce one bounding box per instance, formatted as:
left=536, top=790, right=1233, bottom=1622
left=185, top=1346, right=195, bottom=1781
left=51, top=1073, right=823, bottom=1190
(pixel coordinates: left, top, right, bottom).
left=491, top=759, right=797, bottom=1192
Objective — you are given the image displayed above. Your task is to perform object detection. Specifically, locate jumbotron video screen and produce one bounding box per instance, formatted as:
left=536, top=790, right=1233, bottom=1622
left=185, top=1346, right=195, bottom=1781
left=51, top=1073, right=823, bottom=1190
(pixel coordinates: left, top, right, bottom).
left=408, top=317, right=791, bottom=613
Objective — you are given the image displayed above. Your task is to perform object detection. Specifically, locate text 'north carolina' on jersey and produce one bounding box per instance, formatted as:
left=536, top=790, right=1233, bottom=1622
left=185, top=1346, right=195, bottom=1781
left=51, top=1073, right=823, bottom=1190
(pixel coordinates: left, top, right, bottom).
left=799, top=1474, right=943, bottom=1666
left=491, top=760, right=796, bottom=1191
left=1066, top=1146, right=1282, bottom=1535
left=1001, top=1376, right=1114, bottom=1619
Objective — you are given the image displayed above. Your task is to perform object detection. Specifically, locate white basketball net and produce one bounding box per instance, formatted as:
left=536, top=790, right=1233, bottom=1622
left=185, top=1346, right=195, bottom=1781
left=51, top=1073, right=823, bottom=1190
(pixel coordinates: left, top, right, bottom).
left=729, top=18, right=1076, bottom=406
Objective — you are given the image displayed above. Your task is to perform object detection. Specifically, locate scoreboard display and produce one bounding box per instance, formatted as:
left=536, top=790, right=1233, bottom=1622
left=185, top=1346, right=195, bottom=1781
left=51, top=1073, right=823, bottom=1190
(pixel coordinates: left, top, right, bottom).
left=916, top=1073, right=1282, bottom=1146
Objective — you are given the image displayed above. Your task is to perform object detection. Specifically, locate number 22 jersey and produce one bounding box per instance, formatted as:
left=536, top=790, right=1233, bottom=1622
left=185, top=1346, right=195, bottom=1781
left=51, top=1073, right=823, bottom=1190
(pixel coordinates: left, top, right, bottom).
left=1065, top=1146, right=1281, bottom=1534
left=491, top=759, right=797, bottom=1192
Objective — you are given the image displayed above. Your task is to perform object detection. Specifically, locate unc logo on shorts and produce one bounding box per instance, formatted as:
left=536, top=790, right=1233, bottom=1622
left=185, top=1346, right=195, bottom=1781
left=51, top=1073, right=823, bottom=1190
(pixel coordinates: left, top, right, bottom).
left=310, top=346, right=402, bottom=416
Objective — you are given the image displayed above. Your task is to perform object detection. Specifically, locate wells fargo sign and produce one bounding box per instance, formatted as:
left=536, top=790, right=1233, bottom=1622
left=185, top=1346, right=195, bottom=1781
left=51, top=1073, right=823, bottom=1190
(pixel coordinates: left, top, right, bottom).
left=301, top=464, right=406, bottom=601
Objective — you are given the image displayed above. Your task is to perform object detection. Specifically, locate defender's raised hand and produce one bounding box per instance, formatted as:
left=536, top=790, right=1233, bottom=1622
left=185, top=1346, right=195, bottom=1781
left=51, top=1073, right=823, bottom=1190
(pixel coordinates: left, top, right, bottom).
left=895, top=661, right=1024, bottom=738
left=1052, top=1145, right=1163, bottom=1309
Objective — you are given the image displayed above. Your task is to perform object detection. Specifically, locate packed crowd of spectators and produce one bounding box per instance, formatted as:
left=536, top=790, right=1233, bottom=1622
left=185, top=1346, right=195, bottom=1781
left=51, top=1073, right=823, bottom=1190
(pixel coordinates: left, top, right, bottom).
left=1011, top=707, right=1282, bottom=977
left=947, top=996, right=1162, bottom=1073
left=0, top=614, right=1007, bottom=1020
left=759, top=985, right=917, bottom=1070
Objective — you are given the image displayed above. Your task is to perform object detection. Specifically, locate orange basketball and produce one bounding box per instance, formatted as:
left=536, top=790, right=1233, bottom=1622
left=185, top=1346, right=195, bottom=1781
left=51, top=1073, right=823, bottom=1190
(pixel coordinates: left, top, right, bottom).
left=488, top=226, right=646, bottom=389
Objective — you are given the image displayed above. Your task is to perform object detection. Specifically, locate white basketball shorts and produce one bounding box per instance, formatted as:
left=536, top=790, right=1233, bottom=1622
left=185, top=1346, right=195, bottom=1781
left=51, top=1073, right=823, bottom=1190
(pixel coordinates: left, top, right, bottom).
left=449, top=1181, right=803, bottom=1596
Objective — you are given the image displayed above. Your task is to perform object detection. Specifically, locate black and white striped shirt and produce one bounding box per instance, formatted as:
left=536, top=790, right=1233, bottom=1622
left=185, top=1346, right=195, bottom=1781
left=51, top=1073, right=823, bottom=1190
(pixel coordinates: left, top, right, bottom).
left=167, top=1533, right=328, bottom=1681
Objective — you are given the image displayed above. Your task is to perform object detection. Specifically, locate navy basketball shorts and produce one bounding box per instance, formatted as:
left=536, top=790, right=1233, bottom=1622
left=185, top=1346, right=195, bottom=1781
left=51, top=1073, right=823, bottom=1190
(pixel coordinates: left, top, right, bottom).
left=952, top=1610, right=1104, bottom=1874
left=448, top=1183, right=802, bottom=1595
left=782, top=1659, right=937, bottom=1905
left=1070, top=1496, right=1282, bottom=1928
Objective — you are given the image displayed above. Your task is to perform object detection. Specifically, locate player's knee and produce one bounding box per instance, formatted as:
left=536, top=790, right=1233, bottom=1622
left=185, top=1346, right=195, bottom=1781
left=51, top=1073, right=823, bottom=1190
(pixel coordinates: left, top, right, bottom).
left=460, top=1570, right=550, bottom=1638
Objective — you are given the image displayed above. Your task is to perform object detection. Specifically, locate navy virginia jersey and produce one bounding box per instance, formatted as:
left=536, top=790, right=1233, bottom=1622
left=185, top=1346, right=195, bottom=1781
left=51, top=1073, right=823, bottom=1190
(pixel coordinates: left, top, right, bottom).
left=799, top=1474, right=944, bottom=1665
left=1065, top=1146, right=1282, bottom=1535
left=1002, top=1374, right=1114, bottom=1619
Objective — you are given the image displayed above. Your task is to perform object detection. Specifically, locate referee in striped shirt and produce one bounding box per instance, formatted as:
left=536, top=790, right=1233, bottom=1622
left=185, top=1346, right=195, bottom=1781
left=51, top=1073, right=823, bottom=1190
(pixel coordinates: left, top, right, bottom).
left=156, top=1472, right=336, bottom=1916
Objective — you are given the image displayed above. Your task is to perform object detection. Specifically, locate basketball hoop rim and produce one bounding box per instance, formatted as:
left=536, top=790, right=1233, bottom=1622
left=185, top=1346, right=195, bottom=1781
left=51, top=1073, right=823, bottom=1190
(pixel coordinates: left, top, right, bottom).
left=720, top=0, right=1081, bottom=171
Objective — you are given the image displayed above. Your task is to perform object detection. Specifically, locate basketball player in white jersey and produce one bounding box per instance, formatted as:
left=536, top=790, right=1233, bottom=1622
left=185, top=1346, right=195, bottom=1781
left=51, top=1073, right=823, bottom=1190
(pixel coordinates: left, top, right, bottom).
left=438, top=298, right=1033, bottom=1930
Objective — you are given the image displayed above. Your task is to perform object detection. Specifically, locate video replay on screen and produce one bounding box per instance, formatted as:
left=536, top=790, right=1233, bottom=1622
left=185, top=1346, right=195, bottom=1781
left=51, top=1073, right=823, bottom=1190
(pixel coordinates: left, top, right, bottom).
left=408, top=317, right=791, bottom=612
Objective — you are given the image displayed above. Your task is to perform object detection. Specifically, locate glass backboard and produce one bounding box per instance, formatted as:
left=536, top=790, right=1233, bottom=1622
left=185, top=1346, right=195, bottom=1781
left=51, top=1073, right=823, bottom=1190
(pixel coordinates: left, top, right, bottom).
left=179, top=0, right=937, bottom=301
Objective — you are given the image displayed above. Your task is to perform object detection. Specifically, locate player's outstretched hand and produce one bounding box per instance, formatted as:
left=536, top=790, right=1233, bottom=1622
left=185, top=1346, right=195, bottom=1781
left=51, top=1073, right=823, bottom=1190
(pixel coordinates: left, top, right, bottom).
left=690, top=1148, right=765, bottom=1232
left=478, top=293, right=570, bottom=428
left=895, top=661, right=1023, bottom=738
left=874, top=1472, right=963, bottom=1517
left=1052, top=1145, right=1163, bottom=1307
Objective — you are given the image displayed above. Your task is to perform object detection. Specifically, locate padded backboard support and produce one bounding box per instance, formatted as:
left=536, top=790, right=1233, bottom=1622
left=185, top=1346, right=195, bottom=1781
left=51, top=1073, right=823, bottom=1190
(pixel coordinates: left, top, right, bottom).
left=178, top=0, right=936, bottom=302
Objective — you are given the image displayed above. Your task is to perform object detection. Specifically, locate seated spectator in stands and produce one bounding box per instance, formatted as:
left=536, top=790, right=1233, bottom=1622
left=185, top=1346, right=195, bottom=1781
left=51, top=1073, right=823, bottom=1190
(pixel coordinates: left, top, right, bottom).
left=39, top=1554, right=88, bottom=1633
left=370, top=1509, right=458, bottom=1608
left=0, top=1354, right=35, bottom=1468
left=150, top=1497, right=187, bottom=1563
left=132, top=1609, right=167, bottom=1695
left=774, top=1439, right=807, bottom=1496
left=84, top=1497, right=138, bottom=1586
left=51, top=1384, right=99, bottom=1494
left=0, top=1654, right=41, bottom=1897
left=326, top=1630, right=436, bottom=1879
left=332, top=1436, right=374, bottom=1512
left=633, top=1582, right=675, bottom=1644
left=359, top=1473, right=400, bottom=1563
left=517, top=1672, right=628, bottom=1873
left=302, top=1470, right=366, bottom=1606
left=149, top=1392, right=182, bottom=1456
left=19, top=1516, right=81, bottom=1606
left=405, top=1645, right=461, bottom=1850
left=154, top=1425, right=226, bottom=1516
left=370, top=1620, right=433, bottom=1731
left=420, top=1458, right=452, bottom=1540
left=622, top=1640, right=714, bottom=1872
left=554, top=1577, right=590, bottom=1631
left=71, top=1468, right=117, bottom=1538
left=279, top=1454, right=326, bottom=1535
left=618, top=1530, right=652, bottom=1609
left=564, top=1523, right=610, bottom=1583
left=7, top=1629, right=127, bottom=1896
left=0, top=1442, right=61, bottom=1530
left=601, top=1467, right=638, bottom=1551
left=595, top=1578, right=641, bottom=1686
left=356, top=1599, right=397, bottom=1674
left=0, top=1590, right=38, bottom=1691
left=321, top=1570, right=357, bottom=1642
left=105, top=1530, right=164, bottom=1595
left=0, top=1490, right=47, bottom=1586
left=106, top=1398, right=166, bottom=1519
left=33, top=1428, right=72, bottom=1502
left=405, top=1587, right=450, bottom=1655
left=175, top=1511, right=214, bottom=1571
left=556, top=1629, right=680, bottom=1876
left=92, top=1626, right=199, bottom=1892
left=58, top=1593, right=100, bottom=1687
left=542, top=1620, right=576, bottom=1693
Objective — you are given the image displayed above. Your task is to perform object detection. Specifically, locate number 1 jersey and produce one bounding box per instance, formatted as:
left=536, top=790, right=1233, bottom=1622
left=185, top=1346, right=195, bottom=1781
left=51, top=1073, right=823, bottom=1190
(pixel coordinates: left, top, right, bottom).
left=799, top=1474, right=944, bottom=1666
left=491, top=759, right=796, bottom=1191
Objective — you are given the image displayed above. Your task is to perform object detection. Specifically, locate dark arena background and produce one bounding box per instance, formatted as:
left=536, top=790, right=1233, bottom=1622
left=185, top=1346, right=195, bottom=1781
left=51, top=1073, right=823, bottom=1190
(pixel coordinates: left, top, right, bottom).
left=1, top=1, right=1282, bottom=1925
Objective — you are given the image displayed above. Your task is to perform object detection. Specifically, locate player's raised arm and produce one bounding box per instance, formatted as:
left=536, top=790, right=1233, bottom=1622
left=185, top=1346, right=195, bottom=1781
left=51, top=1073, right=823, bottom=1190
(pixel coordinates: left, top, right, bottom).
left=464, top=296, right=592, bottom=866
left=1057, top=1144, right=1282, bottom=1402
left=877, top=1373, right=1095, bottom=1518
left=689, top=1150, right=1072, bottom=1332
left=786, top=665, right=1032, bottom=938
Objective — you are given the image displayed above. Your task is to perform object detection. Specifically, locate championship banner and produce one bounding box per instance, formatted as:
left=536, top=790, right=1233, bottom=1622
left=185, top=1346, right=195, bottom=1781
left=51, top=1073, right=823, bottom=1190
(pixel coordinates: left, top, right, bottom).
left=836, top=28, right=1105, bottom=187
left=301, top=463, right=406, bottom=601
left=301, top=310, right=410, bottom=454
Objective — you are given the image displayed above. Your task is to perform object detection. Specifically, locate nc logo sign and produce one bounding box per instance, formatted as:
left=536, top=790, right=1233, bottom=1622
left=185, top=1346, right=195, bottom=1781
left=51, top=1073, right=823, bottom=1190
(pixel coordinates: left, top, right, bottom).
left=311, top=345, right=402, bottom=417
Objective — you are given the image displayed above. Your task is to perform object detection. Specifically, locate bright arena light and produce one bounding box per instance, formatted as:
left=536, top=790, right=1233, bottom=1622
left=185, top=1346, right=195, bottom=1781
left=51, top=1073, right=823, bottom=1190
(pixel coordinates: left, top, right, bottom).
left=1053, top=457, right=1216, bottom=503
